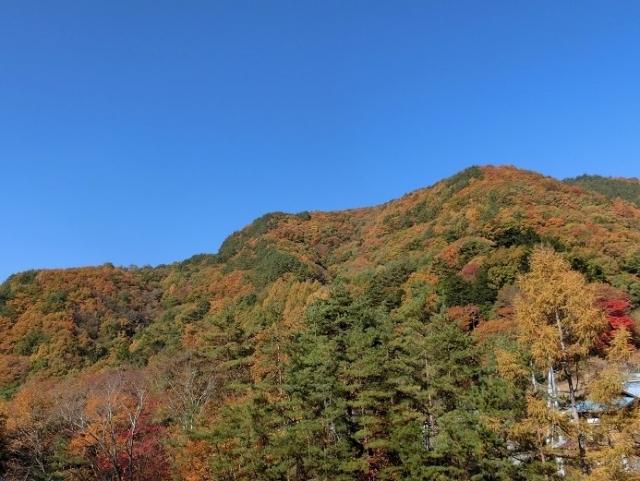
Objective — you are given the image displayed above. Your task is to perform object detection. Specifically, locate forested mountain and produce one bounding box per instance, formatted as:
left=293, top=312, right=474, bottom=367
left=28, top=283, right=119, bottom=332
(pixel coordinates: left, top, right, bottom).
left=1, top=165, right=640, bottom=480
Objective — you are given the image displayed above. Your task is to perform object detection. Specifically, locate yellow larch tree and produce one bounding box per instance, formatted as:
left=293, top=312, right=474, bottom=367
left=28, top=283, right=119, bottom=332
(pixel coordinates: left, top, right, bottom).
left=515, top=246, right=607, bottom=475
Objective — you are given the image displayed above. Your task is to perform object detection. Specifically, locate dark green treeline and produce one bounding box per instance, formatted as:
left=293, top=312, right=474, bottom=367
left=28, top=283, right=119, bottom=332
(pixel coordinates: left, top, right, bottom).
left=198, top=282, right=549, bottom=481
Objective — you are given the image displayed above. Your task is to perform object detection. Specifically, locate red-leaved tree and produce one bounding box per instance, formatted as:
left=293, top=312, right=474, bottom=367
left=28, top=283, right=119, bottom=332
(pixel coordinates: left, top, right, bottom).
left=595, top=284, right=636, bottom=346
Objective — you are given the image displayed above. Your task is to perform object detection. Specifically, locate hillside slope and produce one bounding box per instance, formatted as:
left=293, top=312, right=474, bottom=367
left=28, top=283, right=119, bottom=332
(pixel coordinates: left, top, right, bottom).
left=1, top=165, right=640, bottom=387
left=2, top=164, right=640, bottom=480
left=564, top=173, right=640, bottom=208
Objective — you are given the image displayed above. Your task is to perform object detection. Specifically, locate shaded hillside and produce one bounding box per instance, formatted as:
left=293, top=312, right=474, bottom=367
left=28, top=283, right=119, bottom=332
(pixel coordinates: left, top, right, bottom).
left=0, top=265, right=168, bottom=395
left=564, top=174, right=640, bottom=208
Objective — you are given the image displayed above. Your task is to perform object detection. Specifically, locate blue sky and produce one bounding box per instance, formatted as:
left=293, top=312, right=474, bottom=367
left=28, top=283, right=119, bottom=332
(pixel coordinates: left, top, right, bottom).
left=1, top=1, right=639, bottom=282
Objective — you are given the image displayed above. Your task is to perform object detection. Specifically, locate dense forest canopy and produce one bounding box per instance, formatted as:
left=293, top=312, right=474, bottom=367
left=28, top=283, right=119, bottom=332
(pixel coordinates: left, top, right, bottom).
left=564, top=174, right=640, bottom=208
left=2, top=165, right=640, bottom=480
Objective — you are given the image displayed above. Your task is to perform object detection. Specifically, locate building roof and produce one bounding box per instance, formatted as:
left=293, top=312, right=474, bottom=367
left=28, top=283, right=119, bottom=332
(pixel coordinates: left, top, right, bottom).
left=575, top=396, right=636, bottom=414
left=622, top=380, right=640, bottom=398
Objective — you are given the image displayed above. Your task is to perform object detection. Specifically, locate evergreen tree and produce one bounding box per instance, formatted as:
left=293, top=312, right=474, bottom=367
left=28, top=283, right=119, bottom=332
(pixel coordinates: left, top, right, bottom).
left=283, top=285, right=364, bottom=480
left=198, top=307, right=254, bottom=480
left=421, top=312, right=507, bottom=480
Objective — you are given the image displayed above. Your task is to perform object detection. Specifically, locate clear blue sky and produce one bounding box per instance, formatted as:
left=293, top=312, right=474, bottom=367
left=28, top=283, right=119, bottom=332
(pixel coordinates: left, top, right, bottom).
left=1, top=1, right=639, bottom=282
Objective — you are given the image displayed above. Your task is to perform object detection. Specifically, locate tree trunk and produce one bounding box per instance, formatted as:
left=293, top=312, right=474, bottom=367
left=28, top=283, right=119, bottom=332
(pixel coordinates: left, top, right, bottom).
left=555, top=309, right=588, bottom=474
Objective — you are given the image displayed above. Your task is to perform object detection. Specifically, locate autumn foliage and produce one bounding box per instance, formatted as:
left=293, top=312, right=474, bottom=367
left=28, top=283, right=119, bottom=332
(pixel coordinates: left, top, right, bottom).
left=595, top=284, right=636, bottom=345
left=1, top=166, right=640, bottom=479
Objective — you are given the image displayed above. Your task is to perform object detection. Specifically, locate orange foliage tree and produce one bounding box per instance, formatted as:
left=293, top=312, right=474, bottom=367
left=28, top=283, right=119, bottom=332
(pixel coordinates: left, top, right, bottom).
left=55, top=370, right=169, bottom=481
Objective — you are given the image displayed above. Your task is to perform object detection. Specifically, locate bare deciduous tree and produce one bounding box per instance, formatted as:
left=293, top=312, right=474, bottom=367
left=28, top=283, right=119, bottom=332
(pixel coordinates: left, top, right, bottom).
left=55, top=370, right=149, bottom=481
